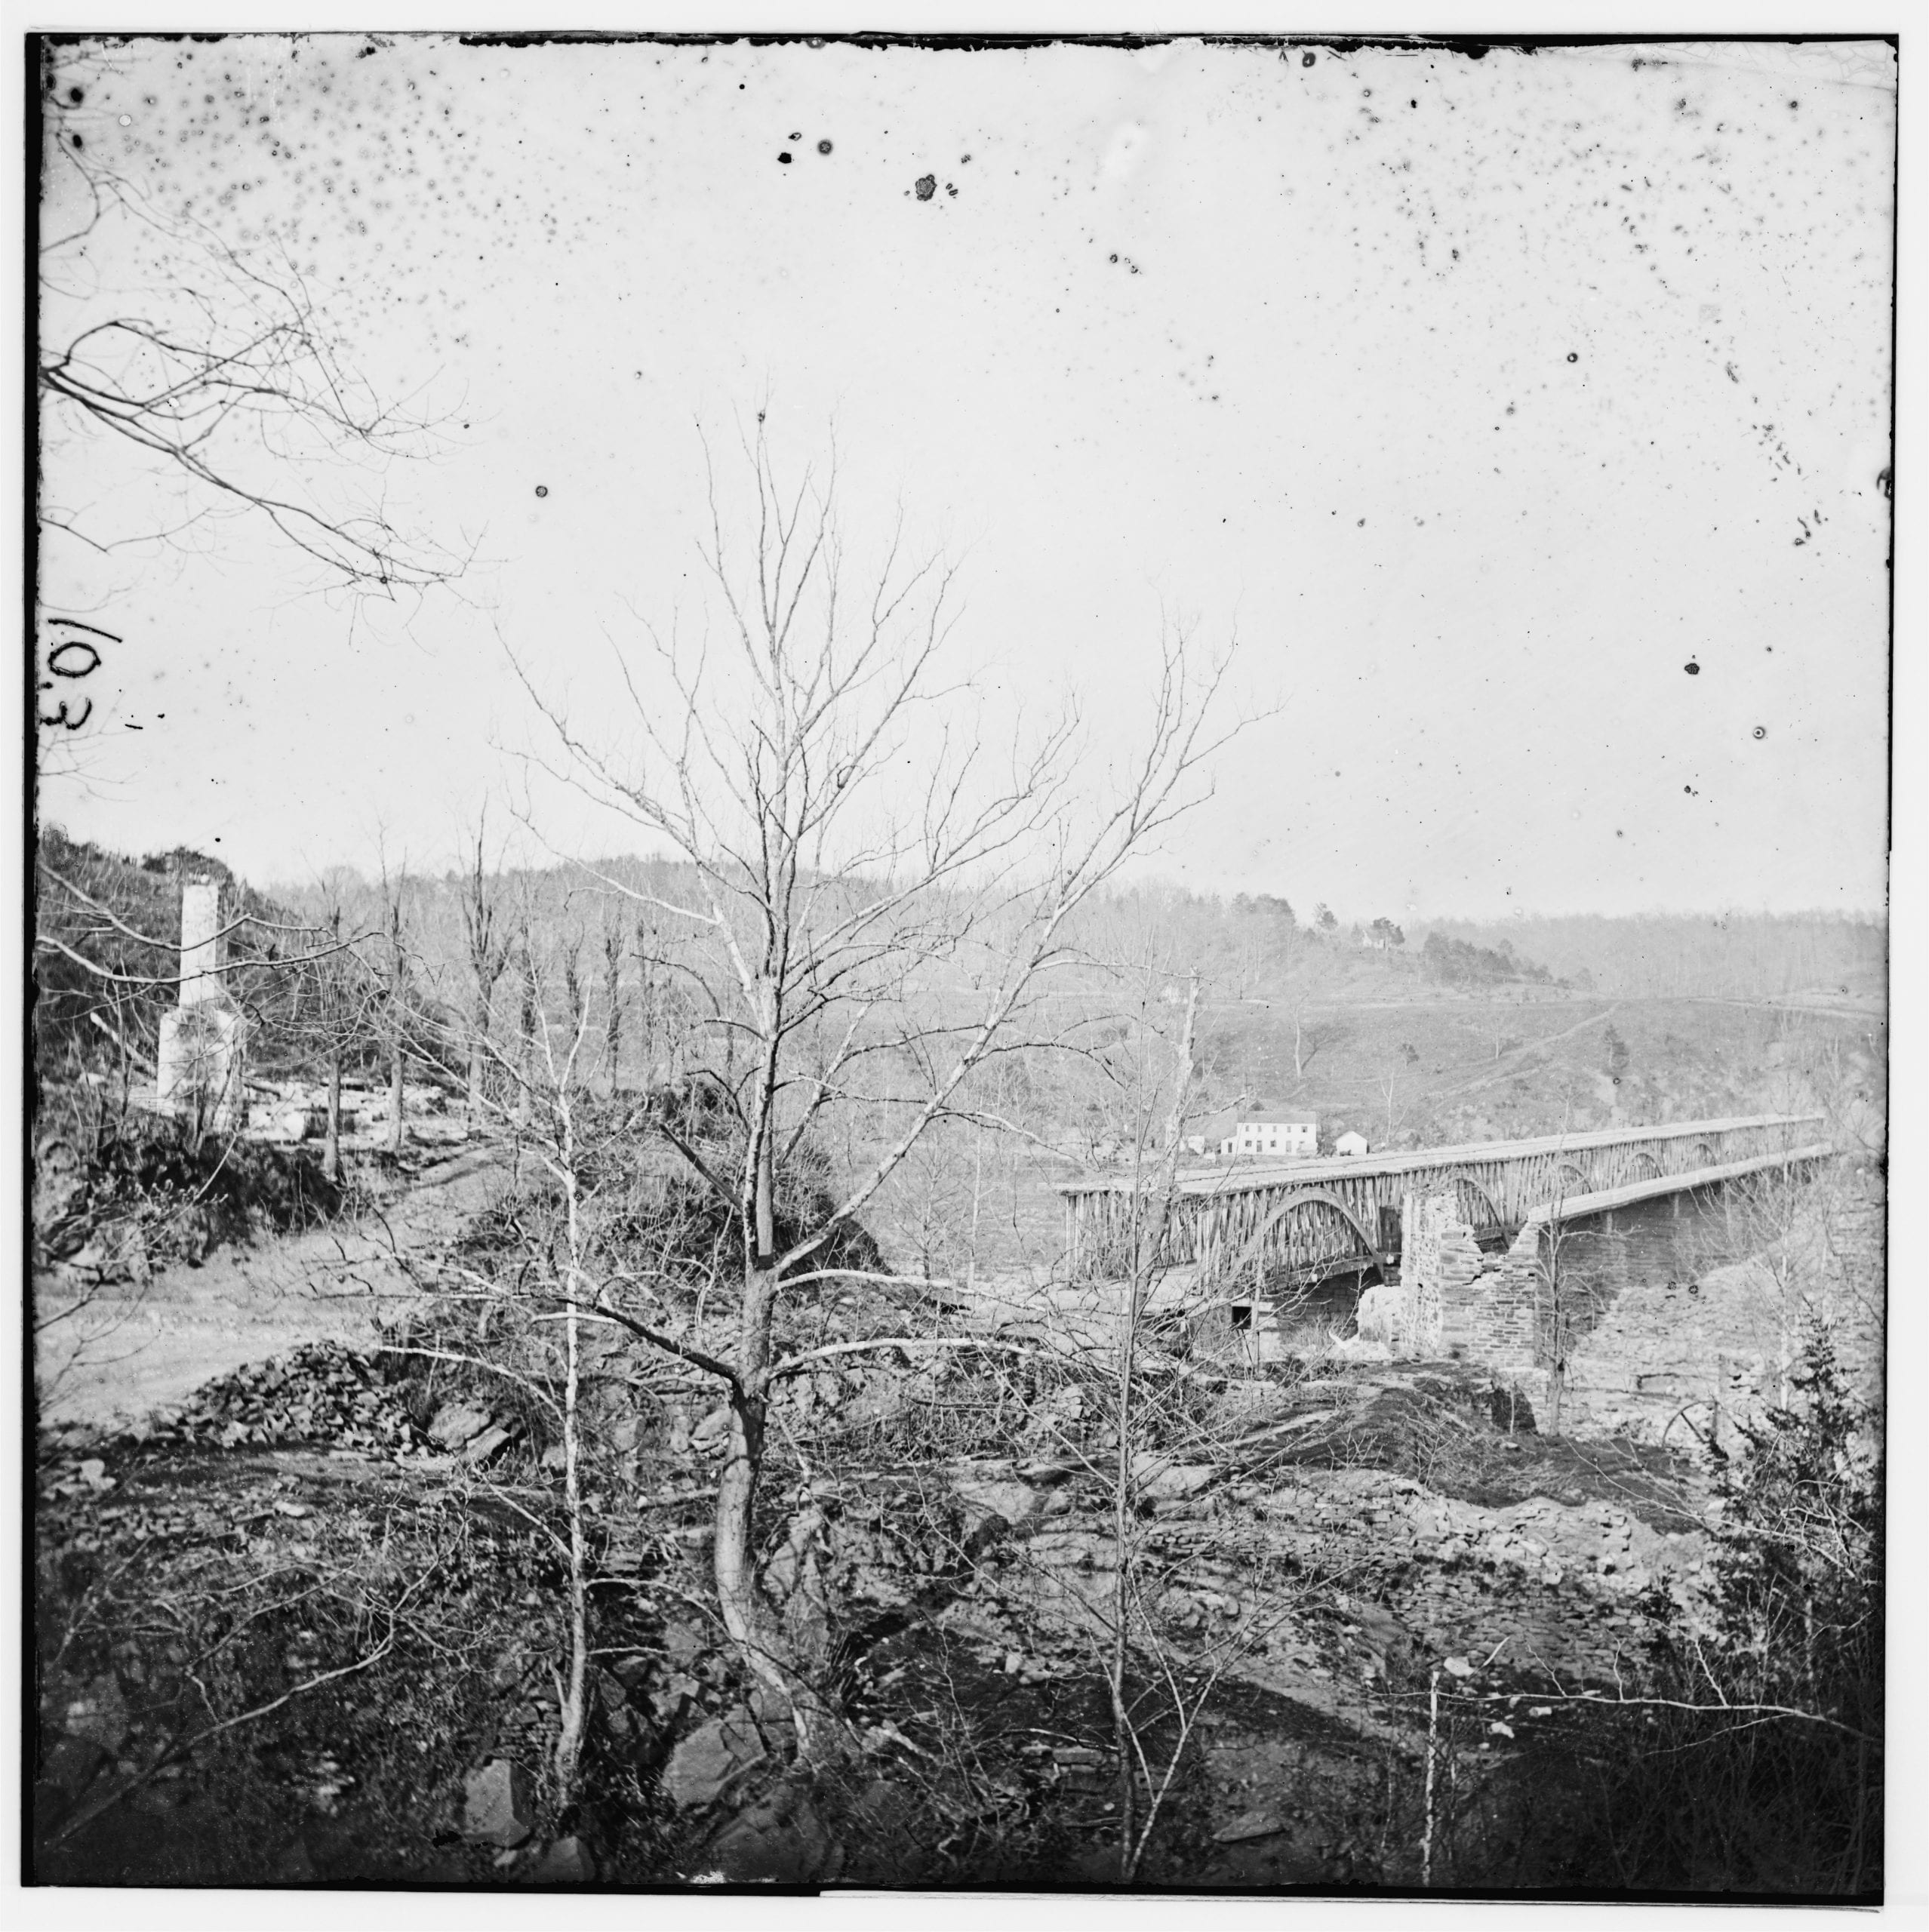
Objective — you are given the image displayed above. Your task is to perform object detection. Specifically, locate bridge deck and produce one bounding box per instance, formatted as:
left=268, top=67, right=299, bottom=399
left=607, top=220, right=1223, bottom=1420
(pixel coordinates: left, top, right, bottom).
left=1057, top=1112, right=1829, bottom=1285
left=1521, top=1143, right=1835, bottom=1225
left=1055, top=1113, right=1821, bottom=1201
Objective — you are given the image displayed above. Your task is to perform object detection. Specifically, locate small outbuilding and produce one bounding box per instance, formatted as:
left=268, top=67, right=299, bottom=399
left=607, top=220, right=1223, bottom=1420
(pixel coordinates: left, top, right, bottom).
left=1334, top=1131, right=1371, bottom=1157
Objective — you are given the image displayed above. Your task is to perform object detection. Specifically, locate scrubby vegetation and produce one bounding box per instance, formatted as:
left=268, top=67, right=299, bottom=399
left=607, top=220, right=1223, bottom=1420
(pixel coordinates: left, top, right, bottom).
left=35, top=1101, right=349, bottom=1279
left=34, top=1283, right=1881, bottom=1895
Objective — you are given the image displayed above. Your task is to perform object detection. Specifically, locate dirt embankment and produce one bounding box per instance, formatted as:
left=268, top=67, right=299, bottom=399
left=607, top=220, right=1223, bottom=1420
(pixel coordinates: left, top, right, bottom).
left=35, top=1143, right=514, bottom=1432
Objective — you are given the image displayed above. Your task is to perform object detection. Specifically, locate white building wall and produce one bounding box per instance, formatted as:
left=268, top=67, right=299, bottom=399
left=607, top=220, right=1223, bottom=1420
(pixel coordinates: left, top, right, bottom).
left=1223, top=1118, right=1318, bottom=1158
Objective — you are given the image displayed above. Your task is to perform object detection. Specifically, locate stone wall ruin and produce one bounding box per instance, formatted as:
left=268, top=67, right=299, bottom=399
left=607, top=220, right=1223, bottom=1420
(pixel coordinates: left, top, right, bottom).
left=1354, top=1189, right=1549, bottom=1398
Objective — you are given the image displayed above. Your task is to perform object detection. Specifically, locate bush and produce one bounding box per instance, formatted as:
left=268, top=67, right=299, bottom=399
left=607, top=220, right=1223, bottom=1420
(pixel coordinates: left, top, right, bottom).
left=1539, top=1327, right=1882, bottom=1895
left=37, top=1109, right=347, bottom=1268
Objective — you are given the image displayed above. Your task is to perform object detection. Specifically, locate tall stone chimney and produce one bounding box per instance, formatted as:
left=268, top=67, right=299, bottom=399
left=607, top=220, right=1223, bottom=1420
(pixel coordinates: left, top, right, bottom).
left=157, top=873, right=246, bottom=1131
left=179, top=876, right=223, bottom=1006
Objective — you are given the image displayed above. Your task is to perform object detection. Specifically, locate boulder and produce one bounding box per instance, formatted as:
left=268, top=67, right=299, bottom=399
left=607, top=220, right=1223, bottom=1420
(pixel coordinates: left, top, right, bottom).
left=953, top=1479, right=1041, bottom=1532
left=705, top=1787, right=836, bottom=1882
left=531, top=1835, right=596, bottom=1883
left=658, top=1620, right=711, bottom=1669
left=1214, top=1804, right=1291, bottom=1844
left=1130, top=1455, right=1217, bottom=1502
left=460, top=1758, right=534, bottom=1847
left=461, top=1423, right=516, bottom=1466
left=661, top=1708, right=765, bottom=1810
left=427, top=1402, right=494, bottom=1451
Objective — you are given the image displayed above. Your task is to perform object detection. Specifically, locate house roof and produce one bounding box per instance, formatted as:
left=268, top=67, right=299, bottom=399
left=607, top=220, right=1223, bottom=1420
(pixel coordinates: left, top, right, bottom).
left=1192, top=1109, right=1316, bottom=1142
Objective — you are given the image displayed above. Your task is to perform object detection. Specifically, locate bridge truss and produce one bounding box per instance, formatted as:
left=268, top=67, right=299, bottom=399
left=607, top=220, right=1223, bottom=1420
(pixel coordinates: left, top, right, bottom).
left=1059, top=1113, right=1828, bottom=1289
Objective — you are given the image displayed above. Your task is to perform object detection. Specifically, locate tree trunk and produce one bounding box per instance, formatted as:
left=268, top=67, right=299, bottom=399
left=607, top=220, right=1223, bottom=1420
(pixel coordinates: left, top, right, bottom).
left=466, top=1031, right=487, bottom=1137
left=323, top=1052, right=343, bottom=1183
left=516, top=952, right=537, bottom=1127
left=552, top=1120, right=591, bottom=1804
left=710, top=1260, right=841, bottom=1760
left=602, top=940, right=623, bottom=1094
left=388, top=1039, right=405, bottom=1154
left=755, top=1131, right=777, bottom=1260
left=712, top=1272, right=785, bottom=1693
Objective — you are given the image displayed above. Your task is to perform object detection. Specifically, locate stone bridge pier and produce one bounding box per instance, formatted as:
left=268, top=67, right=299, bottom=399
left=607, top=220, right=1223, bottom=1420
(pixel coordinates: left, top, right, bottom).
left=1356, top=1191, right=1548, bottom=1394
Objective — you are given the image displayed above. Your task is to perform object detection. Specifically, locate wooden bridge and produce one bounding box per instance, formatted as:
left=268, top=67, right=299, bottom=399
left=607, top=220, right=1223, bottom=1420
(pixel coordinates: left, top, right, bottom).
left=1058, top=1114, right=1831, bottom=1291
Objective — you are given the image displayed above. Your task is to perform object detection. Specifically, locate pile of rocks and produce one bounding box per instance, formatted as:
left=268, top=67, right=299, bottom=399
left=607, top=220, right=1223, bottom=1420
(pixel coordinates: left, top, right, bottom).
left=126, top=1340, right=435, bottom=1457
left=420, top=1398, right=525, bottom=1468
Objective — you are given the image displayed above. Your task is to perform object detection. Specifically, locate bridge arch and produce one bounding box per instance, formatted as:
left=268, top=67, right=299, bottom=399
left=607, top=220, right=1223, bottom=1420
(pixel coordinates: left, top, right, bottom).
left=1445, top=1171, right=1504, bottom=1226
left=1629, top=1151, right=1664, bottom=1181
left=1554, top=1159, right=1589, bottom=1197
left=1217, top=1187, right=1383, bottom=1288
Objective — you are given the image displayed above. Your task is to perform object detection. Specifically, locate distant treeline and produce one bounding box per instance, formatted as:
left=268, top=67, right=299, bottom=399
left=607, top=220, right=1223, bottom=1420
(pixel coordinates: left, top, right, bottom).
left=1417, top=912, right=1886, bottom=1001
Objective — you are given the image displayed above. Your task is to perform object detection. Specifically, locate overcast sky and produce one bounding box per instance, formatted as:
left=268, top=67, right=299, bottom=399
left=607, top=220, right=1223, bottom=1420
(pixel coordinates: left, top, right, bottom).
left=37, top=33, right=1895, bottom=921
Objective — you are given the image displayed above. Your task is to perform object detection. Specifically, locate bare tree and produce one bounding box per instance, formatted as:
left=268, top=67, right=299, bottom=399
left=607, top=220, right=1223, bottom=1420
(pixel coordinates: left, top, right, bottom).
left=514, top=924, right=538, bottom=1129
left=1104, top=971, right=1200, bottom=1875
left=376, top=855, right=411, bottom=1155
left=1380, top=1058, right=1402, bottom=1146
left=409, top=934, right=603, bottom=1811
left=999, top=950, right=1327, bottom=1881
left=282, top=885, right=383, bottom=1185
left=1281, top=948, right=1336, bottom=1082
left=600, top=912, right=626, bottom=1092
left=456, top=809, right=513, bottom=1136
left=507, top=423, right=1237, bottom=1751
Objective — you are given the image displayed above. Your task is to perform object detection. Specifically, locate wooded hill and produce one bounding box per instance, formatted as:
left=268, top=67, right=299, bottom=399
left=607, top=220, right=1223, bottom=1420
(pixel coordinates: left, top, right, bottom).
left=31, top=825, right=1885, bottom=1184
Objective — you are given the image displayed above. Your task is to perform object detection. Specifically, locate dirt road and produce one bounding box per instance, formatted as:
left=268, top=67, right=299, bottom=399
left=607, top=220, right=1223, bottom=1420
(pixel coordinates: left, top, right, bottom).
left=35, top=1142, right=513, bottom=1432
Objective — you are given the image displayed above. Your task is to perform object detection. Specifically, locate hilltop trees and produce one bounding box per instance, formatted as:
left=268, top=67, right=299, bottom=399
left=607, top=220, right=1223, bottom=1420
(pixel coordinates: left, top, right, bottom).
left=1419, top=930, right=1553, bottom=989
left=509, top=423, right=1235, bottom=1746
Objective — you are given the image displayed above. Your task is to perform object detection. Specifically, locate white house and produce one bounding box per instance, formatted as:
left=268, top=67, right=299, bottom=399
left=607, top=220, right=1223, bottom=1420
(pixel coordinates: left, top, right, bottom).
left=1217, top=1115, right=1318, bottom=1160
left=1334, top=1130, right=1371, bottom=1157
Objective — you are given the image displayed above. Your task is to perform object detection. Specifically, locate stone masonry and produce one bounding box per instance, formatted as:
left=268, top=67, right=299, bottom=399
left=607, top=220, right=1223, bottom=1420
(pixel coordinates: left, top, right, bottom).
left=155, top=877, right=246, bottom=1132
left=1358, top=1192, right=1549, bottom=1399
